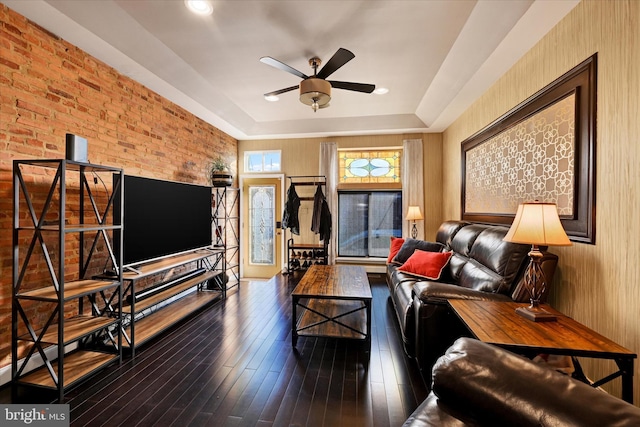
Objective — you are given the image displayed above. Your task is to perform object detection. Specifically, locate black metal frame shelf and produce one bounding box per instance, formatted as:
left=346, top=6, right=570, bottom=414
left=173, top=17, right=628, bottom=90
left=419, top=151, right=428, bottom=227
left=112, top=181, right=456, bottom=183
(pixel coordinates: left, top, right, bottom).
left=213, top=187, right=240, bottom=290
left=12, top=159, right=123, bottom=402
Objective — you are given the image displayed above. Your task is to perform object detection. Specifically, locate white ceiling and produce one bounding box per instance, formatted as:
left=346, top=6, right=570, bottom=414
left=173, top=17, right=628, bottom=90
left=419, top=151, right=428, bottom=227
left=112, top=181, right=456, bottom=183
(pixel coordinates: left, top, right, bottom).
left=4, top=0, right=579, bottom=140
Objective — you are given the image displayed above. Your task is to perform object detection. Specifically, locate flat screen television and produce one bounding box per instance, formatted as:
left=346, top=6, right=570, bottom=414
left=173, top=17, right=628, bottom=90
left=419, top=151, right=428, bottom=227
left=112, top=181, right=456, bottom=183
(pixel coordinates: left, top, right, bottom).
left=114, top=175, right=212, bottom=267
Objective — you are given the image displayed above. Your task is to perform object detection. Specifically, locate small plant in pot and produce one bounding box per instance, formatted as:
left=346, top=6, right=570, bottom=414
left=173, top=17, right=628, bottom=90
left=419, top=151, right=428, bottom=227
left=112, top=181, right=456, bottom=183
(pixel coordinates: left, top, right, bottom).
left=208, top=156, right=233, bottom=187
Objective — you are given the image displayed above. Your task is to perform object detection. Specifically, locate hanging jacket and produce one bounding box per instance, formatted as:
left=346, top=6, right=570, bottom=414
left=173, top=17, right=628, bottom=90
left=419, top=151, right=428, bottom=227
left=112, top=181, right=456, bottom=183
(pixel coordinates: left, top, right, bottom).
left=319, top=198, right=332, bottom=243
left=282, top=183, right=300, bottom=235
left=311, top=184, right=324, bottom=234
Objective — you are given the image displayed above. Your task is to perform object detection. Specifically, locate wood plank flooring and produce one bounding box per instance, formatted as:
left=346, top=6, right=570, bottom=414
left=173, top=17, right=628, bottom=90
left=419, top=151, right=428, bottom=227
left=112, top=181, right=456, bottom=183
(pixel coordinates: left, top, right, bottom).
left=1, top=272, right=428, bottom=426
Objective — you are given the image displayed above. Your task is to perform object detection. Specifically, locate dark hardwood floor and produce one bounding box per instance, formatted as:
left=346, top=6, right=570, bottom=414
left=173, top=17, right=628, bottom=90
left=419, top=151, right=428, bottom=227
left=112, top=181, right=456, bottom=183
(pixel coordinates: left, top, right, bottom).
left=2, top=272, right=428, bottom=426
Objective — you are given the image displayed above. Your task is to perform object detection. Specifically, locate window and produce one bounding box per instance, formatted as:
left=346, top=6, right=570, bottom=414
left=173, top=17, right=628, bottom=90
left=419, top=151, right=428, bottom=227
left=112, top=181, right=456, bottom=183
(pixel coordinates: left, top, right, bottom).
left=338, top=191, right=402, bottom=257
left=245, top=150, right=281, bottom=172
left=337, top=148, right=403, bottom=258
left=339, top=149, right=401, bottom=185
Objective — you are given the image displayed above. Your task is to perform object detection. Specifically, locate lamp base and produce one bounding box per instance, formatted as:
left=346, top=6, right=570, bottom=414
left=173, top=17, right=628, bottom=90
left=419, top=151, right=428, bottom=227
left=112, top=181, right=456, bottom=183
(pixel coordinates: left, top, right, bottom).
left=411, top=223, right=418, bottom=239
left=515, top=305, right=557, bottom=322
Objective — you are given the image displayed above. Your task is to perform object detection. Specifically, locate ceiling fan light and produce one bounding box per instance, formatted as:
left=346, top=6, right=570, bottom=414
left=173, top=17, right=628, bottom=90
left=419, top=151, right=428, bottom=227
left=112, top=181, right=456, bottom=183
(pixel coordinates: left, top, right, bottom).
left=300, top=78, right=331, bottom=109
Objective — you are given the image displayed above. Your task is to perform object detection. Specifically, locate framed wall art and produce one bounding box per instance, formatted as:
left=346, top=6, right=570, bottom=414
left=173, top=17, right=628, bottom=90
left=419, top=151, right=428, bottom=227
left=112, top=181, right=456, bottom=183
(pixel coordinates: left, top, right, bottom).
left=461, top=54, right=597, bottom=244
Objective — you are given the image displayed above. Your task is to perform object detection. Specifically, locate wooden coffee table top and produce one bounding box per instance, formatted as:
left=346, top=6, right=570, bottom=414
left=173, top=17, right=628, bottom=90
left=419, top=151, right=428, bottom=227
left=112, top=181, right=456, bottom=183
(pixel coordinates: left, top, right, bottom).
left=449, top=300, right=636, bottom=358
left=292, top=265, right=371, bottom=300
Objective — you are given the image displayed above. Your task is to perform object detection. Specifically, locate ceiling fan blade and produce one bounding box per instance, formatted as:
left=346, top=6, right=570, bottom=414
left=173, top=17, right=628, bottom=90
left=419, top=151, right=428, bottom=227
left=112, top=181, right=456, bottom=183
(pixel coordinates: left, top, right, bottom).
left=316, top=48, right=355, bottom=79
left=329, top=81, right=375, bottom=93
left=264, top=85, right=299, bottom=97
left=260, top=56, right=308, bottom=79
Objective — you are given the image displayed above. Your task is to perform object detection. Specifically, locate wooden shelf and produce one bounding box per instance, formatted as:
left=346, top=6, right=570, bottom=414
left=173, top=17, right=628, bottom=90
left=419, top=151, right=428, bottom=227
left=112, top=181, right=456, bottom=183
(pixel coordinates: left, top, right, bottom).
left=17, top=279, right=120, bottom=302
left=123, top=291, right=221, bottom=348
left=18, top=350, right=118, bottom=389
left=296, top=299, right=368, bottom=340
left=122, top=249, right=222, bottom=280
left=20, top=315, right=118, bottom=345
left=122, top=271, right=217, bottom=314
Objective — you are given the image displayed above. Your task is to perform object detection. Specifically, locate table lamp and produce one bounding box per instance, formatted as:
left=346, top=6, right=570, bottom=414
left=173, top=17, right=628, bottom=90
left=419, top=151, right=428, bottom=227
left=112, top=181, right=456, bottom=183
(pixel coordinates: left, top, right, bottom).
left=503, top=201, right=572, bottom=322
left=406, top=206, right=423, bottom=239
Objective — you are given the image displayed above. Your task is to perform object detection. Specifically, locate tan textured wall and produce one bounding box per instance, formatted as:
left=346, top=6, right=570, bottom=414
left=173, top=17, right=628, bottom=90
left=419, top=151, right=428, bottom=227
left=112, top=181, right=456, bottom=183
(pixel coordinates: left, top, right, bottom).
left=239, top=133, right=443, bottom=238
left=0, top=6, right=238, bottom=371
left=443, top=0, right=640, bottom=404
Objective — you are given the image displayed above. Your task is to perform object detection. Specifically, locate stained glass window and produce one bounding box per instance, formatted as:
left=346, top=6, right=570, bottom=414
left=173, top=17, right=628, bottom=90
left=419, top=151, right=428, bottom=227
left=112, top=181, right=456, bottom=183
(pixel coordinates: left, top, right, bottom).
left=338, top=150, right=401, bottom=184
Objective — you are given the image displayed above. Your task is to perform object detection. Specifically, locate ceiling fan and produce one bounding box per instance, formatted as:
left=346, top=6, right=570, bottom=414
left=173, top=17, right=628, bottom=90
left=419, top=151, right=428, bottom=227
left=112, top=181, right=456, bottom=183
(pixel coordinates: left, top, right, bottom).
left=260, top=48, right=375, bottom=112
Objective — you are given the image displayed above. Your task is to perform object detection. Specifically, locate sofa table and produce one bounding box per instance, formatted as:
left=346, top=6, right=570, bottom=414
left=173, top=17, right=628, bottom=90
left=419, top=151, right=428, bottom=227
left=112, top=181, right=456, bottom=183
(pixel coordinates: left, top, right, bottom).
left=449, top=299, right=636, bottom=404
left=291, top=265, right=372, bottom=348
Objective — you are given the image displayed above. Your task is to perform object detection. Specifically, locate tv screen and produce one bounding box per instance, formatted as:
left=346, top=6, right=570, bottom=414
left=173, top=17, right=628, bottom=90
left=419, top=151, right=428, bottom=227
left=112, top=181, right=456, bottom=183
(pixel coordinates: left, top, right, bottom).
left=114, top=175, right=212, bottom=267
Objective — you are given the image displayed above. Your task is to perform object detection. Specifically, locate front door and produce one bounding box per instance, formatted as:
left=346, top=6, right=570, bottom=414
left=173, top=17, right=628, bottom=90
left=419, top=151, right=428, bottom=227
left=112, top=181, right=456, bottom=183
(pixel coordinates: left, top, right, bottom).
left=241, top=177, right=283, bottom=278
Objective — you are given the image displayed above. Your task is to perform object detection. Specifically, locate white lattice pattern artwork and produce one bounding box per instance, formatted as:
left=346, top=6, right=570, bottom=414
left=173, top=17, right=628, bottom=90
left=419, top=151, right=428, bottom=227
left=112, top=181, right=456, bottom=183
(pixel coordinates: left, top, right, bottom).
left=465, top=94, right=575, bottom=215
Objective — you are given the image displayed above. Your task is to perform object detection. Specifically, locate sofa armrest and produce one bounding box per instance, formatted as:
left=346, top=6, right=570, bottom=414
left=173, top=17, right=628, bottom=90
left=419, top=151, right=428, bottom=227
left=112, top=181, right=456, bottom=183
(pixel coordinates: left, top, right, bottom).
left=431, top=338, right=640, bottom=426
left=413, top=281, right=512, bottom=305
left=402, top=393, right=480, bottom=427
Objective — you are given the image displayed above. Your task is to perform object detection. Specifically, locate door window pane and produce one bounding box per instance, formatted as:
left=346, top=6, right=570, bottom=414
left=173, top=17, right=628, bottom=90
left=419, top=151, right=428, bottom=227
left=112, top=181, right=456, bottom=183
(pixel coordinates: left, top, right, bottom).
left=249, top=186, right=275, bottom=264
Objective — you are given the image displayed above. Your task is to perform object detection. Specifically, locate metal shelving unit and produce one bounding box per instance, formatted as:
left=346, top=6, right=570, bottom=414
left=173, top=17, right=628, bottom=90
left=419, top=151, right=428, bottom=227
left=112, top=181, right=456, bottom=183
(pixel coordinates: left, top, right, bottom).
left=284, top=176, right=328, bottom=274
left=213, top=187, right=240, bottom=290
left=12, top=159, right=123, bottom=402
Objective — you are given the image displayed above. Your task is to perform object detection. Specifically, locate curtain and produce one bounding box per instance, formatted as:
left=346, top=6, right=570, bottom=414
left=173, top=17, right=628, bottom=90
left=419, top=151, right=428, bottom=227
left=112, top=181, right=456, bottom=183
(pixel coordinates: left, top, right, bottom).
left=319, top=142, right=338, bottom=264
left=402, top=139, right=424, bottom=239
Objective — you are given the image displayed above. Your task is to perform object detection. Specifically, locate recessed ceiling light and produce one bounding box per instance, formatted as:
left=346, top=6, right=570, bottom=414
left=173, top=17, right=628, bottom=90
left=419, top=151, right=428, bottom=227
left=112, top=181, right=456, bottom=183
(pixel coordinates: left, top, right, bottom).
left=184, top=0, right=213, bottom=16
left=265, top=95, right=279, bottom=102
left=374, top=87, right=389, bottom=95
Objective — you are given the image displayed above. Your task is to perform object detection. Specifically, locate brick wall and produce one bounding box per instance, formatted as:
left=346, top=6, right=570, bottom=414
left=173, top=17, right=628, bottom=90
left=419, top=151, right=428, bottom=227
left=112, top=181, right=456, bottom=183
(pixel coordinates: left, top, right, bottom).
left=0, top=5, right=238, bottom=370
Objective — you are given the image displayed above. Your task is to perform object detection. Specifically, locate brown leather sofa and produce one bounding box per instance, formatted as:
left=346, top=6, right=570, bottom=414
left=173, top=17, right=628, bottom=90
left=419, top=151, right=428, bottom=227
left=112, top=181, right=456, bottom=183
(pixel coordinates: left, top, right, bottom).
left=403, top=338, right=640, bottom=426
left=386, top=221, right=558, bottom=379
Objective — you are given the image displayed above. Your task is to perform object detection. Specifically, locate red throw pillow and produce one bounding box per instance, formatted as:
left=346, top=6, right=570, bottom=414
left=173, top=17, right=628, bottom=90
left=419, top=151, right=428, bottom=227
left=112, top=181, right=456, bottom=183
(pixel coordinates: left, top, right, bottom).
left=387, top=237, right=405, bottom=264
left=398, top=250, right=453, bottom=280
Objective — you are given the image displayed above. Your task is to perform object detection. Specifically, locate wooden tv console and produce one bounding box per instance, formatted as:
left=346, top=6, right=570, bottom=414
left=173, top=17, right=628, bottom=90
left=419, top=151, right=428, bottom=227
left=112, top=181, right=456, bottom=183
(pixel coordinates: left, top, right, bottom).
left=119, top=248, right=225, bottom=357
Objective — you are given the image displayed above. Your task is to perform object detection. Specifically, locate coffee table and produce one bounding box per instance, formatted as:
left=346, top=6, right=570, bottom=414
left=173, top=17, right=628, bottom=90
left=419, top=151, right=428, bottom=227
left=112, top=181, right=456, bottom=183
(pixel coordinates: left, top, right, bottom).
left=449, top=299, right=637, bottom=403
left=291, top=265, right=372, bottom=347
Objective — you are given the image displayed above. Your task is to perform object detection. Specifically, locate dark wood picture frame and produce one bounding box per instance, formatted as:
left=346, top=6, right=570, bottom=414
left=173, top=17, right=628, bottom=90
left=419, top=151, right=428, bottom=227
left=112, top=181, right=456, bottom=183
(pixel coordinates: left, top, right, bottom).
left=461, top=54, right=597, bottom=244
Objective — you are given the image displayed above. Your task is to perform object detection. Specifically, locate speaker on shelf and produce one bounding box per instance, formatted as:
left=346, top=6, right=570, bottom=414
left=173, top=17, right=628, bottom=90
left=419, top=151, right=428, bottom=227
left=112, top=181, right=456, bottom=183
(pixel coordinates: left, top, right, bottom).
left=65, top=133, right=88, bottom=162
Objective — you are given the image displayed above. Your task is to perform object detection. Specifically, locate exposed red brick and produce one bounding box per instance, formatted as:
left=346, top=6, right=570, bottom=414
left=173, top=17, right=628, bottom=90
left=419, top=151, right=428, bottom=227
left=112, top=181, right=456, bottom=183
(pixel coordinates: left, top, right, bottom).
left=0, top=5, right=238, bottom=370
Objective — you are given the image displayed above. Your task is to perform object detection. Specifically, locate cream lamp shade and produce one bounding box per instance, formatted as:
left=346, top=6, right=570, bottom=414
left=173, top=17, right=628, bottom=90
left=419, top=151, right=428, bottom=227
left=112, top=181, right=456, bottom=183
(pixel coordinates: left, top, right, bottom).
left=504, top=202, right=572, bottom=247
left=405, top=206, right=423, bottom=221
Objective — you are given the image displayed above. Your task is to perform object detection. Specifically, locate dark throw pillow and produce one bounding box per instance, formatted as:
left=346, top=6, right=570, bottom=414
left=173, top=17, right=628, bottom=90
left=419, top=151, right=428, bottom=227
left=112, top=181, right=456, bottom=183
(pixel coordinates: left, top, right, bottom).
left=392, top=238, right=444, bottom=265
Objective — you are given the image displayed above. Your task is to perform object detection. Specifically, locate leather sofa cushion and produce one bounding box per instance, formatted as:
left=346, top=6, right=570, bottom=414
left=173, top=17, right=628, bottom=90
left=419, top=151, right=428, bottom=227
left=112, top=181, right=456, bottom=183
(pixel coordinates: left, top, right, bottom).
left=447, top=226, right=529, bottom=295
left=448, top=225, right=485, bottom=256
left=435, top=220, right=470, bottom=248
left=432, top=338, right=640, bottom=427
